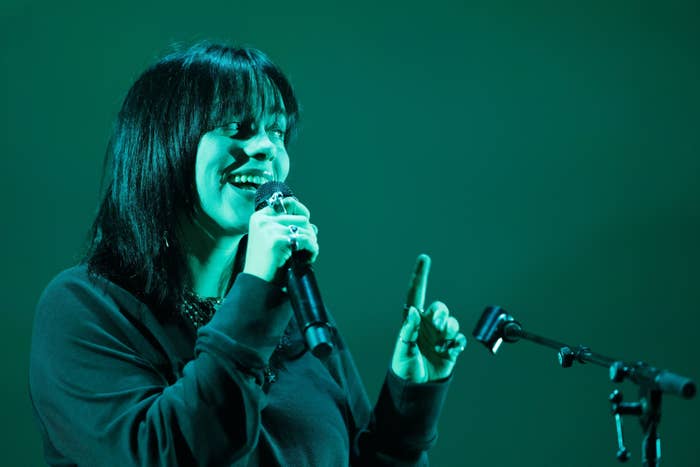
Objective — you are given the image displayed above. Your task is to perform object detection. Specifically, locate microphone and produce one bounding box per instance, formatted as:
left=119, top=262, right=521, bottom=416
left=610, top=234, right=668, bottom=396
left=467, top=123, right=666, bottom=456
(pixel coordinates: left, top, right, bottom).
left=254, top=181, right=334, bottom=359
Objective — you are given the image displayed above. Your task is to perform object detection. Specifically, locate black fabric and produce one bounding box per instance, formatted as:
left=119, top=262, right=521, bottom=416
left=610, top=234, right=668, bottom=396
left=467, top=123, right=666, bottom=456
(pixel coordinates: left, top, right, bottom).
left=29, top=264, right=451, bottom=466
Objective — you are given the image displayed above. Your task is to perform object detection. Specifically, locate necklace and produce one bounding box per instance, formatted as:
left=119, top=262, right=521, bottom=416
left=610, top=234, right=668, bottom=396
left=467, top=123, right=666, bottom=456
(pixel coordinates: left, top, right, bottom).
left=181, top=290, right=224, bottom=328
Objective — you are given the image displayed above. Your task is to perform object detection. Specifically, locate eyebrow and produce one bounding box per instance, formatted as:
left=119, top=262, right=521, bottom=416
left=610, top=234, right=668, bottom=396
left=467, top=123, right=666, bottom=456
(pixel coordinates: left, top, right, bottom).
left=266, top=113, right=287, bottom=127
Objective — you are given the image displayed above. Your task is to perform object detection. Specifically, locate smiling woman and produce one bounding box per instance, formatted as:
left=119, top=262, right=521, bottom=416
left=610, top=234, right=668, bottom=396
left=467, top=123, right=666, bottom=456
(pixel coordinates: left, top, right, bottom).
left=28, top=41, right=465, bottom=466
left=81, top=43, right=299, bottom=312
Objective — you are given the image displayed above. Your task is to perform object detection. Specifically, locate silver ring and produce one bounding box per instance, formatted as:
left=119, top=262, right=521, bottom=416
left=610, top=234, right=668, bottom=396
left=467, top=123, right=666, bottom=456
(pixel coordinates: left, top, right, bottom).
left=268, top=192, right=287, bottom=214
left=288, top=225, right=299, bottom=251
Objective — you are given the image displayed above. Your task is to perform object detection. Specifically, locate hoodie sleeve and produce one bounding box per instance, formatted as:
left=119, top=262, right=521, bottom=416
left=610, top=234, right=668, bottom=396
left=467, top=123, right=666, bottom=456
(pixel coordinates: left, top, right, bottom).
left=352, top=369, right=451, bottom=465
left=321, top=323, right=452, bottom=466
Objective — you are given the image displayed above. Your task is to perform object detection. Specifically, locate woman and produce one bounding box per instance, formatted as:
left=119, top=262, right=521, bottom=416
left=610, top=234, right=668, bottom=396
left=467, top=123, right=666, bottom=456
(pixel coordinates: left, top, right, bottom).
left=29, top=42, right=467, bottom=466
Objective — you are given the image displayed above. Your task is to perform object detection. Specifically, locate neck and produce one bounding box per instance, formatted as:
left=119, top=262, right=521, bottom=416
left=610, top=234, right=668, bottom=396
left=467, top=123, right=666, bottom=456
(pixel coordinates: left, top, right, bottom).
left=178, top=213, right=245, bottom=299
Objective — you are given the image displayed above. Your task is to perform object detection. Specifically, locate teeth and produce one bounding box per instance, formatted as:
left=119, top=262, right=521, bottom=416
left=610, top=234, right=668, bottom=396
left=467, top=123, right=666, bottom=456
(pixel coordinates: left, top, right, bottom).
left=228, top=173, right=270, bottom=186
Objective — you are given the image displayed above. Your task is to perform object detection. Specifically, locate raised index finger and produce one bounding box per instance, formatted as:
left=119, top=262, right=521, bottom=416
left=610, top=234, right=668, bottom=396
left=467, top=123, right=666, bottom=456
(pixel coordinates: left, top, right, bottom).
left=405, top=254, right=431, bottom=316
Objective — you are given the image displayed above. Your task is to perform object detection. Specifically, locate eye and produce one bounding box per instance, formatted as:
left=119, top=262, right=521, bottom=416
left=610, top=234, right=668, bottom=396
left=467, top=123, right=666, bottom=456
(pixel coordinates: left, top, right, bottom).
left=267, top=126, right=286, bottom=141
left=221, top=122, right=241, bottom=136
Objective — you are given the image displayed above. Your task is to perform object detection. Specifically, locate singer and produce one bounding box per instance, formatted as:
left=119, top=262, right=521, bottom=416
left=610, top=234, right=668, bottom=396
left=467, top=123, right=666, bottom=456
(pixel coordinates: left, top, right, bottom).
left=29, top=42, right=467, bottom=466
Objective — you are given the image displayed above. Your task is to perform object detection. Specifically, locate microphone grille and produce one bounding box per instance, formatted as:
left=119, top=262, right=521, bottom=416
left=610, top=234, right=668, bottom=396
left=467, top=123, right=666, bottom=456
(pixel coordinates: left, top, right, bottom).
left=255, top=181, right=295, bottom=211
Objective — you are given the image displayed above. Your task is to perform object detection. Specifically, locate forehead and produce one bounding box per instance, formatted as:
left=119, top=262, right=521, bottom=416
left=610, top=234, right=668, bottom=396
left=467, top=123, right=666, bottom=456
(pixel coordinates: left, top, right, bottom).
left=210, top=71, right=287, bottom=127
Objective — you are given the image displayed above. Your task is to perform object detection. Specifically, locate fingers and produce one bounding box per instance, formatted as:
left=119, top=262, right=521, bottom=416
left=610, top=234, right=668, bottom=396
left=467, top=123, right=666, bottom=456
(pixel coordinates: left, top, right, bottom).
left=422, top=301, right=449, bottom=340
left=290, top=226, right=319, bottom=262
left=266, top=214, right=313, bottom=227
left=251, top=198, right=318, bottom=261
left=256, top=197, right=311, bottom=219
left=444, top=333, right=468, bottom=360
left=272, top=223, right=318, bottom=262
left=405, top=254, right=431, bottom=317
left=432, top=308, right=459, bottom=340
left=423, top=301, right=467, bottom=357
left=263, top=200, right=318, bottom=261
left=254, top=197, right=317, bottom=247
left=244, top=199, right=319, bottom=281
left=257, top=197, right=309, bottom=217
left=282, top=197, right=311, bottom=218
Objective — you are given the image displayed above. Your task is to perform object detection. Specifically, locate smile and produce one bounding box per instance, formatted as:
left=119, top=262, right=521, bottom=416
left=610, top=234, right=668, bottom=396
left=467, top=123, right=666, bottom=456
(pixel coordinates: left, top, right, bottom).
left=226, top=171, right=273, bottom=191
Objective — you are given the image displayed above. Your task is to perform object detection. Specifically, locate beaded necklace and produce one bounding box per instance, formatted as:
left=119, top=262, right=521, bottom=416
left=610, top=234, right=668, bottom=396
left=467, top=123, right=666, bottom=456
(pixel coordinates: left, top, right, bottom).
left=179, top=289, right=290, bottom=389
left=180, top=290, right=224, bottom=328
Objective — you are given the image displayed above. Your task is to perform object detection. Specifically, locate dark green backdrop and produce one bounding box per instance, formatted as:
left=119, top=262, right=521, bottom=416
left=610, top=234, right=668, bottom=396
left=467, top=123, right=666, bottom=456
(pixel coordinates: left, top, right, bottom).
left=2, top=0, right=698, bottom=465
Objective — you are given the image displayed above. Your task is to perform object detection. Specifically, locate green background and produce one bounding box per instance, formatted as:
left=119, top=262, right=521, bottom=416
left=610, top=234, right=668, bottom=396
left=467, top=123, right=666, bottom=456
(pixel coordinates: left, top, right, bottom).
left=2, top=0, right=698, bottom=465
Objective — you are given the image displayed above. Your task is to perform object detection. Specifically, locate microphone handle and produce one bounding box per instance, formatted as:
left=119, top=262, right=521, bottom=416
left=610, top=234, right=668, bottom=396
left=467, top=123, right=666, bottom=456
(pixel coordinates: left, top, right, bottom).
left=286, top=255, right=334, bottom=359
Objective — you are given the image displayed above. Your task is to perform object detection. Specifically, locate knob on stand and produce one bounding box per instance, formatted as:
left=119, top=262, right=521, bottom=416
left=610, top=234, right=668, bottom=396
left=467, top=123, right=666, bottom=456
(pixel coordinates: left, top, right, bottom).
left=609, top=389, right=640, bottom=462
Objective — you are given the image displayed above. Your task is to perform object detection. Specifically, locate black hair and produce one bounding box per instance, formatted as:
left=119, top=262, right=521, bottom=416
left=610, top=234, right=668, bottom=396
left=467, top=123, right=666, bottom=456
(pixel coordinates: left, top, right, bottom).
left=80, top=42, right=299, bottom=319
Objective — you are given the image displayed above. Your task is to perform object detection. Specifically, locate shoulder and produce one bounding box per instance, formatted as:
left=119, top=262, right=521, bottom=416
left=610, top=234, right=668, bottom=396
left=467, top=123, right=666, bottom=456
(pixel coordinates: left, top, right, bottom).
left=39, top=263, right=137, bottom=303
left=34, top=263, right=151, bottom=338
left=30, top=265, right=175, bottom=419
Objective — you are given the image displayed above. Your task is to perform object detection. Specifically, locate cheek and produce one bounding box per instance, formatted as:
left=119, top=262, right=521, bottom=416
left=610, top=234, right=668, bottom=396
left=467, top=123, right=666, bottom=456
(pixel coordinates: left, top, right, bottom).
left=277, top=153, right=291, bottom=181
left=195, top=162, right=219, bottom=209
left=194, top=167, right=209, bottom=205
left=194, top=136, right=218, bottom=197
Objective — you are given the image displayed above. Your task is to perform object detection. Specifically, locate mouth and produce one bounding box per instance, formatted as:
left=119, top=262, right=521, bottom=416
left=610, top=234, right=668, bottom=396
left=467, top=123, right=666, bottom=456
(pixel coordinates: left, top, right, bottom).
left=225, top=171, right=273, bottom=193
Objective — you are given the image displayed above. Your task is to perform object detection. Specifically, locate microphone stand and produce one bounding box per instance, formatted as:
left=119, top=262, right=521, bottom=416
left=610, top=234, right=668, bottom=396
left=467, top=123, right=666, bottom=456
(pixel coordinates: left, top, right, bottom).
left=473, top=306, right=696, bottom=466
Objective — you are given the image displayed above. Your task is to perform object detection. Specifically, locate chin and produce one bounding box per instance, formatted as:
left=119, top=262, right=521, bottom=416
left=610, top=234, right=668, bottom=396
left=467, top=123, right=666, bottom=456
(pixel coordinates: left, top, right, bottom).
left=214, top=221, right=248, bottom=235
left=216, top=214, right=251, bottom=235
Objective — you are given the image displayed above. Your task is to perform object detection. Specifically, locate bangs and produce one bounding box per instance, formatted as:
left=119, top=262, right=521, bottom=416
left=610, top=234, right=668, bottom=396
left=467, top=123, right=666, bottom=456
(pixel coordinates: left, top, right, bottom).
left=206, top=51, right=293, bottom=134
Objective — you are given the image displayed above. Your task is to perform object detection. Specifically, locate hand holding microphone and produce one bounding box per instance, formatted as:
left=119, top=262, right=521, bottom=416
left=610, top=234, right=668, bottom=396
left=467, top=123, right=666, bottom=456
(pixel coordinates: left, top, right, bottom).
left=243, top=188, right=319, bottom=283
left=247, top=182, right=333, bottom=358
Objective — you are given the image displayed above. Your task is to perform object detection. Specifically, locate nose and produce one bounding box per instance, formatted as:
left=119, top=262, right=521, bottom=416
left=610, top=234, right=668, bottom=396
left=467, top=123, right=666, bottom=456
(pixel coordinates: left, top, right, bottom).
left=243, top=131, right=276, bottom=162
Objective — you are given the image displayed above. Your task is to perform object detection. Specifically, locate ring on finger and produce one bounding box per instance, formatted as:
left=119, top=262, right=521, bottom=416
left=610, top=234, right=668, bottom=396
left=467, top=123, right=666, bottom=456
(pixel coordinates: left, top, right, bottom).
left=434, top=338, right=460, bottom=353
left=400, top=337, right=418, bottom=348
left=288, top=225, right=300, bottom=251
